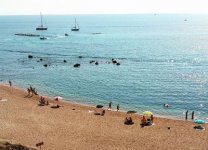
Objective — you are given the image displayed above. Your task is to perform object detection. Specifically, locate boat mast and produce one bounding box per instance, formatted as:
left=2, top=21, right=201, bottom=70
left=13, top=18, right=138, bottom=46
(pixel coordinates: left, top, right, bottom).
left=40, top=12, right=43, bottom=27
left=75, top=18, right=77, bottom=28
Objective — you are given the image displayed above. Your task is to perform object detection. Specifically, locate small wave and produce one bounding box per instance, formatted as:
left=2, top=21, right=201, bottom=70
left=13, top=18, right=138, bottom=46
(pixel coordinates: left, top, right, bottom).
left=0, top=49, right=70, bottom=57
left=54, top=35, right=66, bottom=39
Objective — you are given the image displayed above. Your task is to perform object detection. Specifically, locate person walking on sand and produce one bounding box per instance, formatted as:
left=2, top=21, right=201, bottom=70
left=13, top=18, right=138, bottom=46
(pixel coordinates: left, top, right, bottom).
left=108, top=101, right=112, bottom=110
left=185, top=110, right=188, bottom=120
left=117, top=104, right=120, bottom=111
left=191, top=111, right=195, bottom=120
left=9, top=80, right=11, bottom=86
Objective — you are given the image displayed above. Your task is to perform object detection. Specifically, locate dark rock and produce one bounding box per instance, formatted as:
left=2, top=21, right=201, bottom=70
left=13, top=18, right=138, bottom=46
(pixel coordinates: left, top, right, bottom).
left=40, top=58, right=43, bottom=61
left=0, top=139, right=37, bottom=150
left=74, top=63, right=80, bottom=68
left=116, top=63, right=120, bottom=65
left=96, top=105, right=103, bottom=108
left=95, top=62, right=99, bottom=65
left=43, top=64, right=48, bottom=67
left=78, top=56, right=83, bottom=58
left=63, top=60, right=67, bottom=63
left=28, top=55, right=33, bottom=59
left=90, top=60, right=95, bottom=64
left=112, top=59, right=117, bottom=64
left=127, top=110, right=137, bottom=114
left=65, top=33, right=69, bottom=36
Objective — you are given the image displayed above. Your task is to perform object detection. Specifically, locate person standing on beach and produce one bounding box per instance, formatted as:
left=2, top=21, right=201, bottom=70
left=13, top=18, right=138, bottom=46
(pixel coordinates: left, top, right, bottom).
left=185, top=110, right=188, bottom=120
left=191, top=111, right=195, bottom=120
left=9, top=80, right=12, bottom=87
left=150, top=114, right=154, bottom=123
left=108, top=101, right=112, bottom=110
left=117, top=104, right=120, bottom=111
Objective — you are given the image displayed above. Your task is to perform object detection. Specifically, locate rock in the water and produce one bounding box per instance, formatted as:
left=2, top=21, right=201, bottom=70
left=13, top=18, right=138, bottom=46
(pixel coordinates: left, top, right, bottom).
left=112, top=60, right=117, bottom=64
left=112, top=59, right=117, bottom=64
left=90, top=60, right=95, bottom=64
left=40, top=58, right=43, bottom=61
left=65, top=33, right=69, bottom=36
left=116, top=63, right=120, bottom=65
left=74, top=63, right=80, bottom=68
left=95, top=62, right=99, bottom=65
left=43, top=64, right=48, bottom=67
left=63, top=60, right=67, bottom=63
left=28, top=55, right=33, bottom=59
left=78, top=56, right=83, bottom=58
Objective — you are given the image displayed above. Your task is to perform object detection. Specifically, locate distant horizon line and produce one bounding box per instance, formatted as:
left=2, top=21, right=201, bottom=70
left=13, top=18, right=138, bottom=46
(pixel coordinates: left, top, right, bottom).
left=0, top=12, right=208, bottom=16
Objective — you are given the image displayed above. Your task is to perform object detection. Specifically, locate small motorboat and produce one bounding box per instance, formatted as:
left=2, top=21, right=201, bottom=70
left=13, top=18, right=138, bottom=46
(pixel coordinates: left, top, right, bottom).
left=40, top=36, right=47, bottom=40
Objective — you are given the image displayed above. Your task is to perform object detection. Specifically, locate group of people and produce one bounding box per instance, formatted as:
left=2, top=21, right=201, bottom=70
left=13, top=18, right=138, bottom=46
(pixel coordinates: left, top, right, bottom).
left=185, top=110, right=195, bottom=120
left=141, top=115, right=154, bottom=127
left=39, top=96, right=49, bottom=106
left=108, top=101, right=120, bottom=111
left=26, top=85, right=38, bottom=97
left=124, top=117, right=133, bottom=125
left=124, top=115, right=154, bottom=126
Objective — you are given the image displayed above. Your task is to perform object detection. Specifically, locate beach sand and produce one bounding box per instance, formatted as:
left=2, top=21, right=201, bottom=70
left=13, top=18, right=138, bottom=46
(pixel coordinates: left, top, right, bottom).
left=0, top=84, right=207, bottom=150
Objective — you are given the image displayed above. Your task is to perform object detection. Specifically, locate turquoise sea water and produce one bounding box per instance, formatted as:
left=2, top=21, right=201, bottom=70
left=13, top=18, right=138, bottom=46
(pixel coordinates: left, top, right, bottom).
left=0, top=14, right=208, bottom=120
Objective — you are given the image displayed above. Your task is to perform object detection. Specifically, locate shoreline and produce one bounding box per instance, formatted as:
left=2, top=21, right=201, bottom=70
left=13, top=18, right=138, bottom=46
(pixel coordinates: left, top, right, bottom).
left=1, top=84, right=208, bottom=150
left=1, top=83, right=192, bottom=122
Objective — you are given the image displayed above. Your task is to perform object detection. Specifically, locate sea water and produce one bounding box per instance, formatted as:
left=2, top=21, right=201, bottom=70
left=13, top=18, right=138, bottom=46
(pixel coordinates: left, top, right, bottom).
left=0, top=14, right=208, bottom=120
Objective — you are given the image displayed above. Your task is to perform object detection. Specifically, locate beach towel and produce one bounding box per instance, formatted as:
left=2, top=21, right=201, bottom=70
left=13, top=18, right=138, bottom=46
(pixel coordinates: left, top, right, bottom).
left=0, top=99, right=7, bottom=102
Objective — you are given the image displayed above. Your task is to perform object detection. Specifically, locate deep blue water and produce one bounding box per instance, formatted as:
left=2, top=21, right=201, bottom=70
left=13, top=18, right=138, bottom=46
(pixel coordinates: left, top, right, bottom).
left=0, top=14, right=208, bottom=120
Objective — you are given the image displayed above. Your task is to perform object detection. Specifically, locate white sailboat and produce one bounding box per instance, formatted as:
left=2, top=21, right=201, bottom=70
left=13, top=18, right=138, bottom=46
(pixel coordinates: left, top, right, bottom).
left=36, top=12, right=48, bottom=30
left=71, top=18, right=79, bottom=31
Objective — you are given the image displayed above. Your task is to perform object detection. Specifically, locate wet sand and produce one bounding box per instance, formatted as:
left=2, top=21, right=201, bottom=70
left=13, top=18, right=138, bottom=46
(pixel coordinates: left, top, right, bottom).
left=0, top=84, right=207, bottom=150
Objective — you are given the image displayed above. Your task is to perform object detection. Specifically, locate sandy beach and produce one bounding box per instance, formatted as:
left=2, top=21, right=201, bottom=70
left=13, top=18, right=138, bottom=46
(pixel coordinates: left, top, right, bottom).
left=0, top=84, right=207, bottom=150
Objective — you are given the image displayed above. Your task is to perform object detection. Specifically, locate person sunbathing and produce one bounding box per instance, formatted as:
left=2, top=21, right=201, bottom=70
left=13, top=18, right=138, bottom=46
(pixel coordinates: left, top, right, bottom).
left=124, top=117, right=134, bottom=125
left=141, top=116, right=147, bottom=126
left=101, top=110, right=105, bottom=116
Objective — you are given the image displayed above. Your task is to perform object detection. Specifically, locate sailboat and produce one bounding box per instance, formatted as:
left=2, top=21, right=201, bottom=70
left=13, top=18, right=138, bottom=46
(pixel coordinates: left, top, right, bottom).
left=36, top=12, right=48, bottom=30
left=71, top=18, right=79, bottom=31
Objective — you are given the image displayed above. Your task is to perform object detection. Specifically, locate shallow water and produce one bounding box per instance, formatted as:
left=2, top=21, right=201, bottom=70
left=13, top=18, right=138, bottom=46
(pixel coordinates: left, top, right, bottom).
left=0, top=14, right=208, bottom=120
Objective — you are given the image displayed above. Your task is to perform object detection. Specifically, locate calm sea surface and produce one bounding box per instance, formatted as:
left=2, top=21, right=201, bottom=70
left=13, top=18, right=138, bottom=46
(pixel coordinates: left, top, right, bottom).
left=0, top=14, right=208, bottom=120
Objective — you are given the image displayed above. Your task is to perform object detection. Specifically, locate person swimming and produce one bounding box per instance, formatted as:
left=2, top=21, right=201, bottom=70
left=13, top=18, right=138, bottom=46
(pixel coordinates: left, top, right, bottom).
left=164, top=103, right=170, bottom=108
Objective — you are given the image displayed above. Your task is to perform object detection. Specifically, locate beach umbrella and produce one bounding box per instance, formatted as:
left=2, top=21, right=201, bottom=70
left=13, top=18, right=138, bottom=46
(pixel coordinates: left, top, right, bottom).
left=143, top=111, right=153, bottom=116
left=194, top=119, right=205, bottom=124
left=127, top=110, right=137, bottom=114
